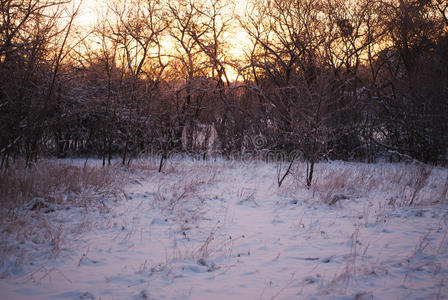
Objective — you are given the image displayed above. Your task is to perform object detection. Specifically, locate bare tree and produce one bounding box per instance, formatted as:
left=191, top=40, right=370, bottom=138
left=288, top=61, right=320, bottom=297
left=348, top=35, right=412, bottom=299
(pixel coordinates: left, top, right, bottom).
left=368, top=0, right=448, bottom=163
left=1, top=0, right=446, bottom=169
left=103, top=0, right=167, bottom=165
left=0, top=0, right=82, bottom=168
left=164, top=0, right=233, bottom=158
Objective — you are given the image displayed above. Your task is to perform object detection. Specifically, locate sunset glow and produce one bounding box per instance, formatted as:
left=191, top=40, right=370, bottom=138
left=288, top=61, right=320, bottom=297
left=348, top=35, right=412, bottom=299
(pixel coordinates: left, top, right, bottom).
left=71, top=0, right=252, bottom=82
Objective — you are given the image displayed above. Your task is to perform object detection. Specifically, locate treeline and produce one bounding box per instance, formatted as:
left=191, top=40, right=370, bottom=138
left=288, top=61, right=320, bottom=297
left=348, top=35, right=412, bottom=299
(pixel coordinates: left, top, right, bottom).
left=1, top=0, right=447, bottom=170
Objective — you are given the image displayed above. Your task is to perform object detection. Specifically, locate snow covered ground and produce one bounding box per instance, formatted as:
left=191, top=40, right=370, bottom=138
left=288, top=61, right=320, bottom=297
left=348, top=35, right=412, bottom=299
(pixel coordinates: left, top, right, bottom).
left=1, top=159, right=447, bottom=299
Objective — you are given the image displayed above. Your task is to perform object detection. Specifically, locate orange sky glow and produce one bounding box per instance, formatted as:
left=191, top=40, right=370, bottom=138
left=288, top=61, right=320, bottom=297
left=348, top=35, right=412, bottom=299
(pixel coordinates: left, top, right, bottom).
left=71, top=0, right=251, bottom=81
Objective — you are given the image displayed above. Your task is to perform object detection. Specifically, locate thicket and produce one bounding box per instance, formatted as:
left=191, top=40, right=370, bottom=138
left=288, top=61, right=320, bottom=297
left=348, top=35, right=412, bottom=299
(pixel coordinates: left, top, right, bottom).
left=1, top=0, right=447, bottom=171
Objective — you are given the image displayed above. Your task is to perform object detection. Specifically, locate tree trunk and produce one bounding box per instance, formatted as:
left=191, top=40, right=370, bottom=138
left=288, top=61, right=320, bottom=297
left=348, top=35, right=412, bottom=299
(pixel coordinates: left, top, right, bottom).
left=306, top=159, right=315, bottom=187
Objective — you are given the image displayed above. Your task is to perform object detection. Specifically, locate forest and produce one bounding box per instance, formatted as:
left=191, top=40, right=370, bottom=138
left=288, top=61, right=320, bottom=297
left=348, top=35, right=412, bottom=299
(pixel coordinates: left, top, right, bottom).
left=1, top=0, right=447, bottom=172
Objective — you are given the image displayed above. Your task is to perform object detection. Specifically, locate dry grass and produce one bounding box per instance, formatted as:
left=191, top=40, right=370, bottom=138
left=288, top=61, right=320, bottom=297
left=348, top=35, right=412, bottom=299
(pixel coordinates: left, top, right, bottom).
left=287, top=162, right=447, bottom=206
left=0, top=159, right=127, bottom=278
left=0, top=160, right=121, bottom=210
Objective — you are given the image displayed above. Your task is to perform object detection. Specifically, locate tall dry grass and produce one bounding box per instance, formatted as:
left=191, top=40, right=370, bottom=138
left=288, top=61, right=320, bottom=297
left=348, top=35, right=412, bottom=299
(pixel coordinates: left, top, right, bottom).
left=0, top=160, right=120, bottom=210
left=0, top=160, right=127, bottom=278
left=289, top=162, right=448, bottom=206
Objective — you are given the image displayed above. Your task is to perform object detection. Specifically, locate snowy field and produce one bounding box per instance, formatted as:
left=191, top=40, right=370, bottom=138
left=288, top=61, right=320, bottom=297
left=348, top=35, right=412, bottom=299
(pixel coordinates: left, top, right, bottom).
left=1, top=158, right=448, bottom=299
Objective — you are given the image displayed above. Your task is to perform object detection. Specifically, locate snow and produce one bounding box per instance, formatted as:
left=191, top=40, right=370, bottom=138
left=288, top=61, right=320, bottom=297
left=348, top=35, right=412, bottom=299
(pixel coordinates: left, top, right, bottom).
left=1, top=159, right=447, bottom=299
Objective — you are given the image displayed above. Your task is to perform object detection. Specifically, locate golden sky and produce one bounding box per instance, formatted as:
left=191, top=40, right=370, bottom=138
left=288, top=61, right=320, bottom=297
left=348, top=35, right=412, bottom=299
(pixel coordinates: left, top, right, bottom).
left=73, top=0, right=250, bottom=80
